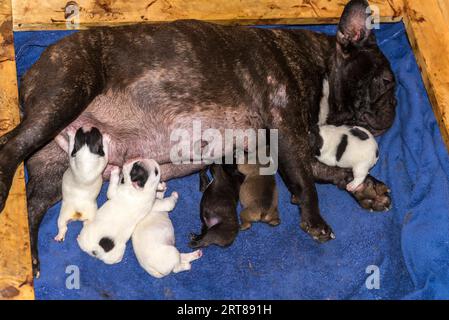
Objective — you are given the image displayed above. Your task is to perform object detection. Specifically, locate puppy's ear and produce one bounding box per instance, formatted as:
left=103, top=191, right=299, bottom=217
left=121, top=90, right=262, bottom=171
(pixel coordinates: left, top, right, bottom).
left=71, top=128, right=86, bottom=157
left=337, top=0, right=373, bottom=56
left=199, top=167, right=211, bottom=192
left=130, top=163, right=149, bottom=188
left=86, top=127, right=105, bottom=157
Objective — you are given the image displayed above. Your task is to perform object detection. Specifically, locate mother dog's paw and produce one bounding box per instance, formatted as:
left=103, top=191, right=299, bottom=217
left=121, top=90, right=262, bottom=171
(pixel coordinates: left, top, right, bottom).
left=300, top=219, right=335, bottom=243
left=351, top=176, right=392, bottom=212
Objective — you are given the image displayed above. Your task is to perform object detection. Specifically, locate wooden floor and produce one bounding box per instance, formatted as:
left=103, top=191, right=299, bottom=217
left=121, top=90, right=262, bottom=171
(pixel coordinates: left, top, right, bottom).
left=0, top=0, right=448, bottom=300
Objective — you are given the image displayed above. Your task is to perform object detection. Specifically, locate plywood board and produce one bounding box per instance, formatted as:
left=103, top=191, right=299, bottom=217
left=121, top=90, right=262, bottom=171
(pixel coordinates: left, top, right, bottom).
left=403, top=0, right=449, bottom=148
left=11, top=0, right=403, bottom=31
left=0, top=0, right=34, bottom=300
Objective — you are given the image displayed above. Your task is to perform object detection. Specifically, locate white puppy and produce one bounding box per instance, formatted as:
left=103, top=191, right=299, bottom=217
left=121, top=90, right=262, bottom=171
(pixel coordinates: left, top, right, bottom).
left=77, top=159, right=160, bottom=264
left=311, top=125, right=379, bottom=192
left=54, top=127, right=109, bottom=242
left=132, top=184, right=202, bottom=278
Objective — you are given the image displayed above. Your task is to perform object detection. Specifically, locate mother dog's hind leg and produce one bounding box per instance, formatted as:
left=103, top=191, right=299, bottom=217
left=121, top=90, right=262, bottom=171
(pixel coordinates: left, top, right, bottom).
left=26, top=141, right=68, bottom=277
left=0, top=33, right=104, bottom=213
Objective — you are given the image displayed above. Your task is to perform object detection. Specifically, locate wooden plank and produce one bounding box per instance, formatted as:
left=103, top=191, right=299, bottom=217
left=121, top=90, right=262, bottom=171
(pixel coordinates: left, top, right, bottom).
left=11, top=0, right=403, bottom=31
left=0, top=0, right=34, bottom=300
left=403, top=0, right=449, bottom=149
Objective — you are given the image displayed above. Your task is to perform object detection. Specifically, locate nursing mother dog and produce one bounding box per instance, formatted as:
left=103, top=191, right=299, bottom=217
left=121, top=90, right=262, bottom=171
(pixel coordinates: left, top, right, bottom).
left=0, top=0, right=395, bottom=276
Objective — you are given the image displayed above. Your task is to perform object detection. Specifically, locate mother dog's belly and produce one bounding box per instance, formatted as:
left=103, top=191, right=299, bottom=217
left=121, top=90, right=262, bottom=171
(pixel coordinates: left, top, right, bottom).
left=63, top=91, right=260, bottom=180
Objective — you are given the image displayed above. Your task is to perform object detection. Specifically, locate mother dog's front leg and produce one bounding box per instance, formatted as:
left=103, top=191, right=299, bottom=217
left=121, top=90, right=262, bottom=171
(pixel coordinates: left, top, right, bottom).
left=309, top=160, right=392, bottom=212
left=277, top=132, right=335, bottom=243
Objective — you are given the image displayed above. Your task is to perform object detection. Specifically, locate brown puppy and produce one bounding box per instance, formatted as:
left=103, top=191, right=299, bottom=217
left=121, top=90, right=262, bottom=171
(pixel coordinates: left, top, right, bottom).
left=189, top=164, right=244, bottom=248
left=238, top=163, right=280, bottom=230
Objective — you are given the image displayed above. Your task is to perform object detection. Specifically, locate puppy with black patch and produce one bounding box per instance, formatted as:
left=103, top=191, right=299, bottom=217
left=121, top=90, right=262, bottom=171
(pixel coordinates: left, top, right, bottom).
left=54, top=127, right=109, bottom=242
left=238, top=161, right=279, bottom=230
left=132, top=184, right=202, bottom=278
left=309, top=125, right=379, bottom=192
left=189, top=164, right=244, bottom=248
left=77, top=159, right=161, bottom=264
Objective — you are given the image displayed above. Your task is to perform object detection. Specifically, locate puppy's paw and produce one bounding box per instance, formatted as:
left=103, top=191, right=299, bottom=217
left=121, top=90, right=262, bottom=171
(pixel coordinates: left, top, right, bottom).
left=300, top=219, right=335, bottom=243
left=194, top=249, right=203, bottom=259
left=66, top=126, right=77, bottom=138
left=188, top=240, right=202, bottom=249
left=171, top=191, right=179, bottom=200
left=54, top=234, right=65, bottom=242
left=267, top=218, right=281, bottom=227
left=124, top=157, right=143, bottom=165
left=157, top=182, right=167, bottom=192
left=110, top=165, right=120, bottom=175
left=240, top=222, right=251, bottom=231
left=188, top=233, right=205, bottom=249
left=290, top=194, right=300, bottom=205
left=156, top=182, right=167, bottom=199
left=346, top=180, right=362, bottom=192
left=189, top=232, right=199, bottom=241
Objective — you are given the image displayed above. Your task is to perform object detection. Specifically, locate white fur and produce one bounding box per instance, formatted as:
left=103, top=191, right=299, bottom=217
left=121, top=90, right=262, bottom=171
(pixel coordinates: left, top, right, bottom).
left=132, top=188, right=202, bottom=278
left=54, top=130, right=109, bottom=242
left=77, top=159, right=161, bottom=264
left=316, top=125, right=379, bottom=192
left=318, top=78, right=330, bottom=125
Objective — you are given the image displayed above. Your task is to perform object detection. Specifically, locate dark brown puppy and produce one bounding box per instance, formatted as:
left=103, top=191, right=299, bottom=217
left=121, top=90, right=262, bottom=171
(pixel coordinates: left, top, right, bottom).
left=189, top=164, right=244, bottom=248
left=238, top=163, right=279, bottom=230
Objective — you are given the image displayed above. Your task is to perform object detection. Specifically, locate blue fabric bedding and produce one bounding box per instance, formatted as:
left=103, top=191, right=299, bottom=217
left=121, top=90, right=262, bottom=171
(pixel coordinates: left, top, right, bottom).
left=13, top=22, right=449, bottom=300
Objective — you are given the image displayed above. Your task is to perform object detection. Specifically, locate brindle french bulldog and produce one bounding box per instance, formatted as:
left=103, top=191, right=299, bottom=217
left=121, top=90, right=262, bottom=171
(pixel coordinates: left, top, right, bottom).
left=0, top=0, right=395, bottom=275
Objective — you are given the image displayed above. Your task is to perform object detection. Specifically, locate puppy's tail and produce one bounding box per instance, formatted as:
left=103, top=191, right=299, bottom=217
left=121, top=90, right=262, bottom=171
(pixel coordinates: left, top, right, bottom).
left=189, top=224, right=238, bottom=248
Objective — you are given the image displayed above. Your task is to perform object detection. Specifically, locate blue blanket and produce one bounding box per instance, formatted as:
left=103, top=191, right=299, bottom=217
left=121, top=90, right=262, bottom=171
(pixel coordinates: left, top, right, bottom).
left=14, top=22, right=449, bottom=300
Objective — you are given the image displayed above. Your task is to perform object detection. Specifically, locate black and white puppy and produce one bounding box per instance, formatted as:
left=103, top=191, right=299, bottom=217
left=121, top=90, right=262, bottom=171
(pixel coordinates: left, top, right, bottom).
left=310, top=125, right=379, bottom=192
left=77, top=159, right=160, bottom=264
left=189, top=164, right=244, bottom=248
left=54, top=127, right=109, bottom=242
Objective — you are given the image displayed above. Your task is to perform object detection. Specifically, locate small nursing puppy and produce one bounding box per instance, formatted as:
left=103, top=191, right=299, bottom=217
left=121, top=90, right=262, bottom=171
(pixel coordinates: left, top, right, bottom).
left=238, top=162, right=279, bottom=230
left=189, top=164, right=243, bottom=248
left=77, top=159, right=160, bottom=264
left=132, top=184, right=202, bottom=278
left=309, top=125, right=379, bottom=192
left=54, top=127, right=109, bottom=242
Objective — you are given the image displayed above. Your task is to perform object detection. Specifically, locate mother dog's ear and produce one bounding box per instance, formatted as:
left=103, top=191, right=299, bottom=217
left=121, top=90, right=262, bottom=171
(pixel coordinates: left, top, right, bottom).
left=337, top=0, right=374, bottom=56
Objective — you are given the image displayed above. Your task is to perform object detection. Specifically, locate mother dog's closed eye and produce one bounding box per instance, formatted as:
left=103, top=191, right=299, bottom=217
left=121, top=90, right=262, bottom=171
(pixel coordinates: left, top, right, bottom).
left=11, top=0, right=395, bottom=275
